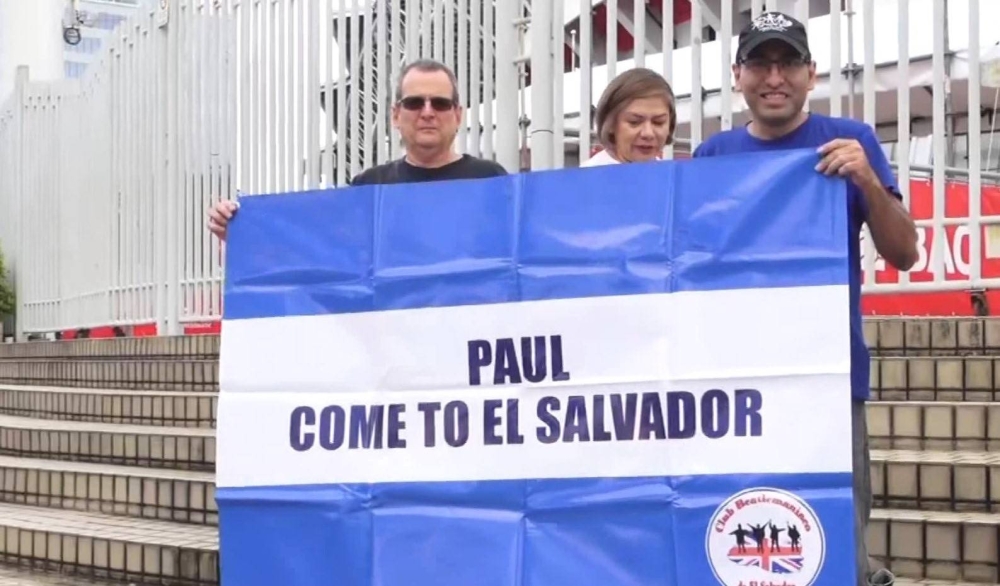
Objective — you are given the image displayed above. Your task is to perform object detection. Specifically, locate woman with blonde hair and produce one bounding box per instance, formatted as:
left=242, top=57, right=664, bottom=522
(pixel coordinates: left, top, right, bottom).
left=581, top=67, right=677, bottom=166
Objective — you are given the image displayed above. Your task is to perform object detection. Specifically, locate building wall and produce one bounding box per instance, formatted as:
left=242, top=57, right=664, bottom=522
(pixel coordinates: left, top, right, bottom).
left=0, top=0, right=65, bottom=103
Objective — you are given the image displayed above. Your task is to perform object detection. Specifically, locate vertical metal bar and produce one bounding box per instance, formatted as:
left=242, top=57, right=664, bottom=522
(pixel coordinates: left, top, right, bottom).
left=829, top=0, right=841, bottom=117
left=211, top=4, right=227, bottom=320
left=165, top=0, right=181, bottom=336
left=361, top=2, right=374, bottom=171
left=457, top=0, right=468, bottom=153
left=896, top=0, right=910, bottom=288
left=434, top=0, right=444, bottom=62
left=931, top=0, right=946, bottom=283
left=295, top=0, right=306, bottom=189
left=407, top=0, right=419, bottom=62
left=633, top=0, right=645, bottom=67
left=349, top=0, right=361, bottom=177
left=390, top=0, right=402, bottom=160
left=482, top=0, right=495, bottom=160
left=376, top=3, right=388, bottom=163
left=267, top=0, right=278, bottom=191
left=606, top=0, right=617, bottom=78
left=579, top=0, right=592, bottom=161
left=493, top=0, right=519, bottom=170
left=795, top=0, right=808, bottom=113
left=720, top=0, right=732, bottom=131
left=284, top=0, right=294, bottom=190
left=968, top=0, right=982, bottom=286
left=13, top=67, right=25, bottom=340
left=862, top=0, right=874, bottom=126
left=469, top=0, right=481, bottom=157
left=307, top=0, right=319, bottom=188
left=553, top=0, right=564, bottom=168
left=182, top=0, right=194, bottom=326
left=445, top=0, right=455, bottom=75
left=325, top=0, right=335, bottom=184
left=662, top=0, right=673, bottom=159
left=752, top=0, right=763, bottom=18
left=337, top=0, right=347, bottom=184
left=422, top=0, right=432, bottom=57
left=530, top=0, right=554, bottom=169
left=144, top=17, right=156, bottom=323
left=690, top=0, right=702, bottom=150
left=195, top=0, right=208, bottom=326
left=239, top=0, right=253, bottom=193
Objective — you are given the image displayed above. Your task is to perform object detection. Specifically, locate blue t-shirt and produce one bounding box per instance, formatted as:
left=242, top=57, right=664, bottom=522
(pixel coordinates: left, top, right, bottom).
left=693, top=113, right=901, bottom=402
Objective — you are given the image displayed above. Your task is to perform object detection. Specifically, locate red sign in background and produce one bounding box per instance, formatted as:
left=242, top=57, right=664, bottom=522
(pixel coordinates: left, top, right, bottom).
left=861, top=178, right=1000, bottom=316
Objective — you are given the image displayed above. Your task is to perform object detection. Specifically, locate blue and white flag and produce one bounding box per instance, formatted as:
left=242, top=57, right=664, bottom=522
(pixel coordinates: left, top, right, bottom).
left=216, top=148, right=855, bottom=586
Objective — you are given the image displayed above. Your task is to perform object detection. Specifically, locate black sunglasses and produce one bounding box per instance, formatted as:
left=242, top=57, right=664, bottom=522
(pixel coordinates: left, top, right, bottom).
left=397, top=96, right=456, bottom=112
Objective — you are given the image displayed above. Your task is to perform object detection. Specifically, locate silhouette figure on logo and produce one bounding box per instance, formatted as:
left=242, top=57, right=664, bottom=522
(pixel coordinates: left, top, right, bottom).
left=767, top=521, right=785, bottom=552
left=729, top=524, right=750, bottom=553
left=748, top=523, right=767, bottom=553
left=787, top=523, right=801, bottom=552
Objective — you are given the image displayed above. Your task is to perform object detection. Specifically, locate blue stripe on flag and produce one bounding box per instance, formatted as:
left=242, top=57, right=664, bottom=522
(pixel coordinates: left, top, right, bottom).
left=216, top=472, right=854, bottom=586
left=222, top=148, right=849, bottom=320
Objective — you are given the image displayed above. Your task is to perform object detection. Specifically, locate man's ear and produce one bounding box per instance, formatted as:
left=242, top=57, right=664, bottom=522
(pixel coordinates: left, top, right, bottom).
left=731, top=63, right=742, bottom=92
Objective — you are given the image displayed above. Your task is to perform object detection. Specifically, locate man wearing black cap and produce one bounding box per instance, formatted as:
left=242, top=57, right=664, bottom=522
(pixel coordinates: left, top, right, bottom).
left=694, top=11, right=918, bottom=586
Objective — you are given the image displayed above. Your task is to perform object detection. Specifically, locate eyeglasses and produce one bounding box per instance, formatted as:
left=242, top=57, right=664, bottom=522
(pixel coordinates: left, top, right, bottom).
left=740, top=56, right=810, bottom=73
left=397, top=96, right=456, bottom=112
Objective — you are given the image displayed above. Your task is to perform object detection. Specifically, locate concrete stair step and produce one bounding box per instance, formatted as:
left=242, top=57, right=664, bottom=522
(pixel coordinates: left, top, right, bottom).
left=0, top=565, right=122, bottom=585
left=893, top=577, right=997, bottom=586
left=0, top=337, right=218, bottom=361
left=0, top=456, right=216, bottom=526
left=0, top=386, right=216, bottom=429
left=867, top=401, right=1000, bottom=450
left=872, top=450, right=1000, bottom=513
left=871, top=356, right=1000, bottom=402
left=865, top=317, right=1000, bottom=357
left=0, top=503, right=217, bottom=585
left=0, top=416, right=214, bottom=472
left=870, top=507, right=1000, bottom=583
left=0, top=361, right=217, bottom=392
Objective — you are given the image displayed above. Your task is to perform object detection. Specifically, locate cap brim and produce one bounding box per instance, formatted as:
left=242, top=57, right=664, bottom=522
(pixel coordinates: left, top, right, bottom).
left=738, top=32, right=809, bottom=62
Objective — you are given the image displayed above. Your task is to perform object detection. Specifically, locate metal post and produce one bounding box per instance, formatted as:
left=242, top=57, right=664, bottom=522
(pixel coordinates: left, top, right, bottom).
left=845, top=0, right=855, bottom=120
left=931, top=0, right=946, bottom=283
left=13, top=66, right=26, bottom=342
left=942, top=0, right=954, bottom=167
left=529, top=0, right=554, bottom=170
left=494, top=0, right=520, bottom=172
left=862, top=0, right=874, bottom=126
left=579, top=0, right=592, bottom=160
left=897, top=0, right=911, bottom=288
left=969, top=0, right=982, bottom=287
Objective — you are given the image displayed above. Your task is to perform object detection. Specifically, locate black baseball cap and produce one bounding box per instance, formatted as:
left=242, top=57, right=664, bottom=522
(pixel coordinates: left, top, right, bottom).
left=737, top=11, right=811, bottom=63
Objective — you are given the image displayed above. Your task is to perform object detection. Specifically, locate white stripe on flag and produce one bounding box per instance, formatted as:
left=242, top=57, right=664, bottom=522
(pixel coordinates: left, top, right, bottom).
left=219, top=285, right=851, bottom=394
left=217, top=284, right=852, bottom=488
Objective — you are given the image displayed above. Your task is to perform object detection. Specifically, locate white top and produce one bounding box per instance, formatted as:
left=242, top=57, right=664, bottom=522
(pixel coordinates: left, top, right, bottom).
left=580, top=149, right=621, bottom=167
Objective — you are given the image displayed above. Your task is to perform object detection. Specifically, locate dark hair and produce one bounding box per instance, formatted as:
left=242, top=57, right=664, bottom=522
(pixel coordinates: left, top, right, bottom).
left=594, top=68, right=677, bottom=149
left=394, top=59, right=460, bottom=102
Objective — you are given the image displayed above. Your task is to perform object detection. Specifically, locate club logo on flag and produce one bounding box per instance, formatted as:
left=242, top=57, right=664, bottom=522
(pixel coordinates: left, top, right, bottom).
left=705, top=487, right=825, bottom=586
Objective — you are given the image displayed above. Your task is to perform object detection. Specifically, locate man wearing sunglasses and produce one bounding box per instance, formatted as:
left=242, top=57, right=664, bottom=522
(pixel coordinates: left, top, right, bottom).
left=349, top=58, right=508, bottom=185
left=207, top=59, right=507, bottom=241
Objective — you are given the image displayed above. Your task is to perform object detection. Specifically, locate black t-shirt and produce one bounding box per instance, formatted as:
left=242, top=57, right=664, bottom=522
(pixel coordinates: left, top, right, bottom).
left=349, top=154, right=508, bottom=186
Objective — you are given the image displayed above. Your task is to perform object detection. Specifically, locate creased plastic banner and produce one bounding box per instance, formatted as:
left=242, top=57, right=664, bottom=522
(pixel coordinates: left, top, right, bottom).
left=216, top=148, right=855, bottom=586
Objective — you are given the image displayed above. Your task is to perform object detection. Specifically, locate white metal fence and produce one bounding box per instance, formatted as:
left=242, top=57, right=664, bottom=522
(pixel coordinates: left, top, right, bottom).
left=0, top=0, right=998, bottom=339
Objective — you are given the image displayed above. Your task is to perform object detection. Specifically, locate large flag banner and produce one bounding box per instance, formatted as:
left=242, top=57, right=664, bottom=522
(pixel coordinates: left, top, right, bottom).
left=216, top=148, right=856, bottom=586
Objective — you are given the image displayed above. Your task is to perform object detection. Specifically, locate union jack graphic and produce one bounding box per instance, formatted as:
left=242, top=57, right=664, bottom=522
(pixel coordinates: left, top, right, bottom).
left=728, top=545, right=805, bottom=574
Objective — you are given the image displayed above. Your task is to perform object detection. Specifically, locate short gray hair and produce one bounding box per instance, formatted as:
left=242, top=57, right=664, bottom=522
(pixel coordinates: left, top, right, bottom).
left=394, top=59, right=460, bottom=102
